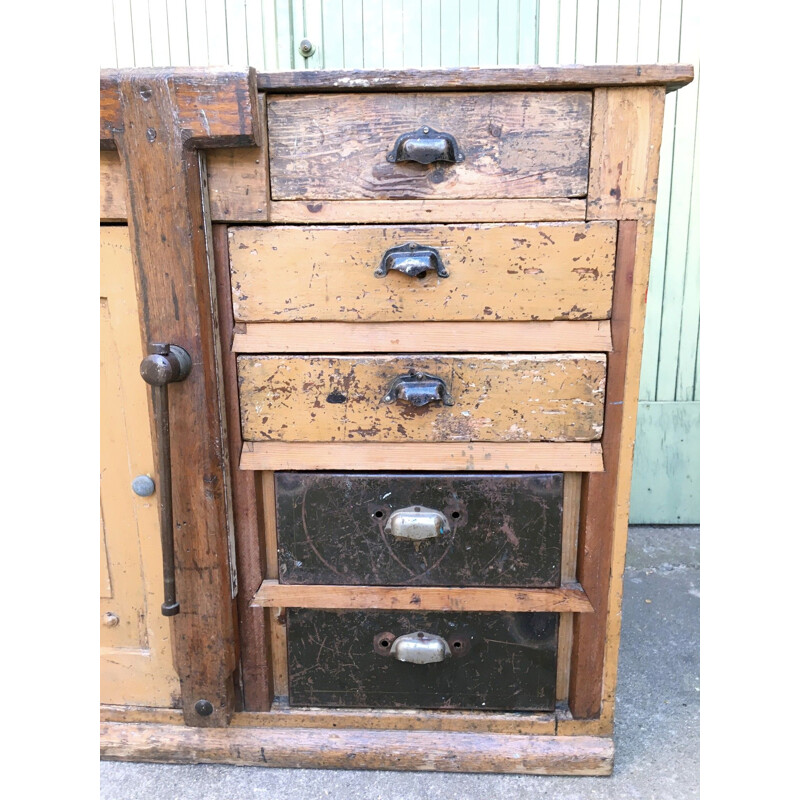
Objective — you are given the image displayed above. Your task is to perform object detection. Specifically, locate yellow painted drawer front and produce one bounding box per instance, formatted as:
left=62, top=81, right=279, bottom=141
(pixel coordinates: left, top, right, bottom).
left=266, top=92, right=592, bottom=201
left=229, top=222, right=616, bottom=323
left=238, top=354, right=606, bottom=443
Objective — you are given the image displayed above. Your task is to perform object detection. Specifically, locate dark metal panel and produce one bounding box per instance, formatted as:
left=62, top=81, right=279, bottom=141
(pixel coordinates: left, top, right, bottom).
left=275, top=473, right=563, bottom=587
left=287, top=610, right=558, bottom=711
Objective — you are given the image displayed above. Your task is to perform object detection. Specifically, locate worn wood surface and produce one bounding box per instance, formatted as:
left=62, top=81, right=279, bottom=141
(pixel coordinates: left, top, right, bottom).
left=588, top=87, right=666, bottom=220
left=569, top=221, right=637, bottom=719
left=238, top=354, right=607, bottom=443
left=556, top=473, right=583, bottom=702
left=267, top=92, right=591, bottom=200
left=274, top=472, right=563, bottom=587
left=102, top=68, right=261, bottom=726
left=240, top=441, right=605, bottom=472
left=252, top=580, right=592, bottom=613
left=212, top=225, right=271, bottom=712
left=229, top=222, right=616, bottom=323
left=100, top=722, right=614, bottom=774
left=287, top=609, right=558, bottom=710
left=237, top=703, right=555, bottom=735
left=232, top=321, right=613, bottom=354
left=101, top=706, right=185, bottom=725
left=266, top=198, right=587, bottom=224
left=256, top=64, right=693, bottom=93
left=100, top=226, right=180, bottom=709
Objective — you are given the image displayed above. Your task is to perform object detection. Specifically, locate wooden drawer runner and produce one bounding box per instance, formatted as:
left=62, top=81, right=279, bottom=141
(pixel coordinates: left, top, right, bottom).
left=238, top=353, right=606, bottom=443
left=275, top=472, right=563, bottom=587
left=229, top=222, right=616, bottom=323
left=287, top=609, right=558, bottom=710
left=267, top=91, right=591, bottom=200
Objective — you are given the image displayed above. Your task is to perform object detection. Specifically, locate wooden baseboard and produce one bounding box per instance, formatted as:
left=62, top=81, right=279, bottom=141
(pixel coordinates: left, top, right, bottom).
left=100, top=721, right=613, bottom=775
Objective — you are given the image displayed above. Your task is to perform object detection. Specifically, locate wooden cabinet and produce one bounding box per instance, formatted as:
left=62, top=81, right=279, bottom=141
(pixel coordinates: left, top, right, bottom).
left=100, top=64, right=692, bottom=774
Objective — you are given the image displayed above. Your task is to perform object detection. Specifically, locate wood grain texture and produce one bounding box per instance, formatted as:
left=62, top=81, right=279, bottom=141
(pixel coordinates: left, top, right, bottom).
left=232, top=321, right=613, bottom=353
left=236, top=703, right=555, bottom=735
left=238, top=354, right=607, bottom=443
left=253, top=580, right=593, bottom=613
left=266, top=198, right=586, bottom=223
left=229, top=222, right=616, bottom=323
left=266, top=92, right=591, bottom=200
left=587, top=87, right=666, bottom=220
left=256, top=64, right=693, bottom=92
left=569, top=221, right=637, bottom=720
left=240, top=441, right=605, bottom=472
left=103, top=68, right=261, bottom=726
left=100, top=722, right=614, bottom=774
left=100, top=227, right=180, bottom=709
left=205, top=93, right=269, bottom=221
left=212, top=225, right=271, bottom=712
left=100, top=151, right=127, bottom=221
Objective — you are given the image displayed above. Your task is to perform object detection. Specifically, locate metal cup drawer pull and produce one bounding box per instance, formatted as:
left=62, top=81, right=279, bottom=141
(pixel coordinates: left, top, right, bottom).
left=377, top=631, right=452, bottom=664
left=384, top=505, right=451, bottom=541
left=374, top=242, right=449, bottom=279
left=382, top=369, right=455, bottom=407
left=386, top=126, right=465, bottom=165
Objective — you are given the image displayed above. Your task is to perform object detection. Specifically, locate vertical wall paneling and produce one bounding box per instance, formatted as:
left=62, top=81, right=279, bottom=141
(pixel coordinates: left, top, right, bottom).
left=361, top=1, right=384, bottom=68
left=130, top=0, right=154, bottom=65
left=420, top=0, right=442, bottom=66
left=226, top=0, right=250, bottom=65
left=321, top=0, right=345, bottom=68
left=537, top=0, right=559, bottom=63
left=341, top=0, right=365, bottom=67
left=595, top=0, right=619, bottom=63
left=439, top=0, right=460, bottom=66
left=459, top=0, right=480, bottom=65
left=148, top=0, right=172, bottom=65
left=274, top=0, right=294, bottom=69
left=111, top=0, right=136, bottom=67
left=165, top=0, right=190, bottom=64
left=516, top=0, right=536, bottom=65
left=402, top=0, right=423, bottom=67
left=575, top=0, right=599, bottom=63
left=478, top=0, right=499, bottom=66
left=99, top=0, right=700, bottom=524
left=615, top=0, right=639, bottom=62
left=381, top=0, right=404, bottom=67
left=205, top=0, right=230, bottom=63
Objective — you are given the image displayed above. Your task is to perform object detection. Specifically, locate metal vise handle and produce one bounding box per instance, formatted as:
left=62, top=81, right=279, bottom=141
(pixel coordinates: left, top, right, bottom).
left=139, top=343, right=192, bottom=616
left=382, top=370, right=454, bottom=407
left=374, top=242, right=449, bottom=279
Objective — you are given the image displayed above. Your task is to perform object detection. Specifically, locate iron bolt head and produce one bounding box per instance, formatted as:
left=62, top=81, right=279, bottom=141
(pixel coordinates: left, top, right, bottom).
left=103, top=612, right=120, bottom=628
left=195, top=699, right=214, bottom=717
left=132, top=475, right=156, bottom=497
left=299, top=38, right=315, bottom=57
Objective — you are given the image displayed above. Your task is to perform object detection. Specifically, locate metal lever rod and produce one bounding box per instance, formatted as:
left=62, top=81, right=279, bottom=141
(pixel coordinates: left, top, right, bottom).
left=140, top=343, right=192, bottom=616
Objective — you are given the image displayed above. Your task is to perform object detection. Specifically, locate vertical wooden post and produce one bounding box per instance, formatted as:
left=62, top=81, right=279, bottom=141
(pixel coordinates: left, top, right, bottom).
left=100, top=68, right=262, bottom=726
left=569, top=86, right=666, bottom=722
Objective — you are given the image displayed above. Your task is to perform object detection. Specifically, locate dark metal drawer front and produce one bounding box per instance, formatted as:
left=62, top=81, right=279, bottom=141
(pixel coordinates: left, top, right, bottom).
left=275, top=472, right=563, bottom=587
left=287, top=609, right=558, bottom=711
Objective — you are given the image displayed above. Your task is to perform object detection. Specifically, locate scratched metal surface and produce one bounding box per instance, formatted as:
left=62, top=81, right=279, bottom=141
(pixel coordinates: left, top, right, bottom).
left=275, top=472, right=563, bottom=586
left=286, top=609, right=558, bottom=710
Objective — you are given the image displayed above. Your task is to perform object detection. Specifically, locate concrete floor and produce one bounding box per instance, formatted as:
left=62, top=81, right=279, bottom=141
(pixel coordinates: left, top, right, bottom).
left=100, top=525, right=700, bottom=799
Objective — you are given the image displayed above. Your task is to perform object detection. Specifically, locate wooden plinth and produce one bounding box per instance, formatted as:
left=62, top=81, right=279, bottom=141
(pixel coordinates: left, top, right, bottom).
left=100, top=720, right=613, bottom=775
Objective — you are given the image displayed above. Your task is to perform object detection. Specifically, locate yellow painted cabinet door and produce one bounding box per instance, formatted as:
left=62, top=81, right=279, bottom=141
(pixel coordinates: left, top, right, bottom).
left=100, top=226, right=180, bottom=708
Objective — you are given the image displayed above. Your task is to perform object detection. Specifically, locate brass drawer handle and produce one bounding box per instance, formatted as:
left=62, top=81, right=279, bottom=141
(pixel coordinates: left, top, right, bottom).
left=374, top=242, right=448, bottom=279
left=384, top=506, right=451, bottom=541
left=382, top=369, right=455, bottom=407
left=386, top=126, right=464, bottom=165
left=139, top=343, right=192, bottom=616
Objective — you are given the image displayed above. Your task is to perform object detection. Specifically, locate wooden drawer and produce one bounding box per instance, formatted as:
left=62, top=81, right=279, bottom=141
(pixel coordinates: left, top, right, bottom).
left=287, top=609, right=558, bottom=710
left=275, top=472, right=562, bottom=587
left=267, top=92, right=591, bottom=201
left=229, top=221, right=616, bottom=323
left=238, top=353, right=606, bottom=443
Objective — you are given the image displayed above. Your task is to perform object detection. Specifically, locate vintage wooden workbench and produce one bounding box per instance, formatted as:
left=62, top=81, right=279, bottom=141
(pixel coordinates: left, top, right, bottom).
left=100, top=64, right=692, bottom=774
